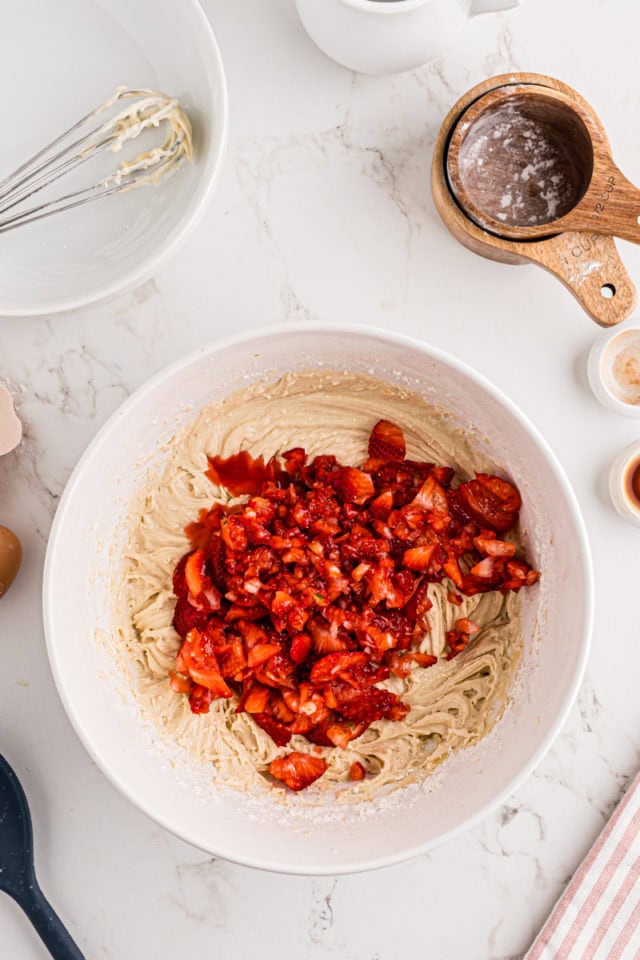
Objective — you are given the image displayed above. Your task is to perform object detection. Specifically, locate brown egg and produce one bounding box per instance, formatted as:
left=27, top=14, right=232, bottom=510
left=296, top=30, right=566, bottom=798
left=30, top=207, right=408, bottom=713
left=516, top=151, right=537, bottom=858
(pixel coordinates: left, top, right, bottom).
left=0, top=526, right=22, bottom=597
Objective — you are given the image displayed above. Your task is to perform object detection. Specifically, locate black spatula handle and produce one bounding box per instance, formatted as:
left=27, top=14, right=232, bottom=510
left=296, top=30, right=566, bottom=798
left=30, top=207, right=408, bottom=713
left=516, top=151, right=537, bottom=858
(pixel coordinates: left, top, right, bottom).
left=15, top=882, right=85, bottom=960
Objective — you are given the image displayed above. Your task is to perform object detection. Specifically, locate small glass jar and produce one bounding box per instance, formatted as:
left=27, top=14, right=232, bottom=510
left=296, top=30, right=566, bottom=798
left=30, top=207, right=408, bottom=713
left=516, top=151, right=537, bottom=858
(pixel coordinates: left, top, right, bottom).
left=609, top=441, right=640, bottom=527
left=588, top=323, right=640, bottom=417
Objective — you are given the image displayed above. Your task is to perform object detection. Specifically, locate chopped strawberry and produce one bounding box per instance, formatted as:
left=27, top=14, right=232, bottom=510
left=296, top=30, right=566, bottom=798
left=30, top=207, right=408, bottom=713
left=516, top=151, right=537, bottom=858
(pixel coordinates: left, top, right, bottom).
left=350, top=761, right=366, bottom=782
left=327, top=723, right=354, bottom=749
left=167, top=419, right=539, bottom=769
left=220, top=516, right=248, bottom=553
left=172, top=597, right=210, bottom=639
left=474, top=536, right=517, bottom=558
left=334, top=467, right=375, bottom=504
left=338, top=689, right=401, bottom=724
left=368, top=420, right=406, bottom=461
left=310, top=652, right=369, bottom=683
left=470, top=557, right=496, bottom=579
left=185, top=549, right=207, bottom=597
left=188, top=664, right=233, bottom=698
left=402, top=545, right=436, bottom=572
left=453, top=476, right=518, bottom=533
left=169, top=671, right=193, bottom=694
left=189, top=684, right=213, bottom=714
left=269, top=752, right=328, bottom=792
left=282, top=447, right=307, bottom=475
left=207, top=535, right=228, bottom=589
left=172, top=555, right=189, bottom=599
left=413, top=476, right=449, bottom=515
left=240, top=683, right=271, bottom=714
left=370, top=489, right=394, bottom=519
left=217, top=638, right=247, bottom=679
left=411, top=652, right=437, bottom=668
left=247, top=643, right=281, bottom=668
left=252, top=713, right=292, bottom=747
left=290, top=633, right=312, bottom=663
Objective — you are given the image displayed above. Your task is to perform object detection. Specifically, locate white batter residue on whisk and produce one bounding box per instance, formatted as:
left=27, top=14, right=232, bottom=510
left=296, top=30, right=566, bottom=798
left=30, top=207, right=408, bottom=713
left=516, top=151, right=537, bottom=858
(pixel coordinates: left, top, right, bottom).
left=82, top=86, right=193, bottom=191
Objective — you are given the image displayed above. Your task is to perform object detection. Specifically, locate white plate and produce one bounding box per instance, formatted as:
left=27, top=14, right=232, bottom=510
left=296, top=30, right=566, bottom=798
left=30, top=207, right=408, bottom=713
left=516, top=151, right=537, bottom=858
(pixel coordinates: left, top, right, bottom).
left=43, top=324, right=593, bottom=874
left=0, top=0, right=228, bottom=316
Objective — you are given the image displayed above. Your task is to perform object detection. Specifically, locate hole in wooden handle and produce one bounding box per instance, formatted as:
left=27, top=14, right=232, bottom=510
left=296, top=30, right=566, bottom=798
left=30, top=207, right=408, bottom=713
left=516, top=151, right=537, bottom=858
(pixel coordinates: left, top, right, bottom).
left=601, top=283, right=616, bottom=299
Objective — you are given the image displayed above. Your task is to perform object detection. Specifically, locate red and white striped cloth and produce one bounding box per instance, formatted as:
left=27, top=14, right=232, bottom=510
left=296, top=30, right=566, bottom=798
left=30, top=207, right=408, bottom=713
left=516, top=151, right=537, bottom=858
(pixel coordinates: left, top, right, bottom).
left=526, top=772, right=640, bottom=959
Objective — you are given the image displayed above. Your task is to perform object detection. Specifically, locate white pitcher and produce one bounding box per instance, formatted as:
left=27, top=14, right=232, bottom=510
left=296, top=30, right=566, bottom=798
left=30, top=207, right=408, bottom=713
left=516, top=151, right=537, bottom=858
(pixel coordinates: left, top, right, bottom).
left=295, top=0, right=520, bottom=76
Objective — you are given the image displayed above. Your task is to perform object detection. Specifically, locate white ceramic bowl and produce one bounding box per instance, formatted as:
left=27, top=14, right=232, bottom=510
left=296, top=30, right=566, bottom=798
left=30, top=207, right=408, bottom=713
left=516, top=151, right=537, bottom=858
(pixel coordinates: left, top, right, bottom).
left=0, top=0, right=228, bottom=316
left=44, top=325, right=593, bottom=874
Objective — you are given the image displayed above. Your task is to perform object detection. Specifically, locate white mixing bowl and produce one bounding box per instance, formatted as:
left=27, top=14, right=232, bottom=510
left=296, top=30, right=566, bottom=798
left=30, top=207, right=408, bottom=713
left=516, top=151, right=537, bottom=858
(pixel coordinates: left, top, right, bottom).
left=43, top=325, right=592, bottom=874
left=1, top=0, right=228, bottom=315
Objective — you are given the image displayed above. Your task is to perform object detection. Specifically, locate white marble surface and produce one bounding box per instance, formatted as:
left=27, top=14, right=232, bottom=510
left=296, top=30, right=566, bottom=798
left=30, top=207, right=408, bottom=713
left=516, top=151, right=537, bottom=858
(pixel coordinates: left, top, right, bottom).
left=2, top=0, right=640, bottom=956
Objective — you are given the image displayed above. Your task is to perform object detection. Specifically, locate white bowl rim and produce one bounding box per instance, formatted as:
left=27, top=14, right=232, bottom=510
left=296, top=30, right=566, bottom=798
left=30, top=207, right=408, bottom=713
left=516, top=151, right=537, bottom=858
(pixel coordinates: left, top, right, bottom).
left=1, top=0, right=229, bottom=318
left=43, top=322, right=594, bottom=874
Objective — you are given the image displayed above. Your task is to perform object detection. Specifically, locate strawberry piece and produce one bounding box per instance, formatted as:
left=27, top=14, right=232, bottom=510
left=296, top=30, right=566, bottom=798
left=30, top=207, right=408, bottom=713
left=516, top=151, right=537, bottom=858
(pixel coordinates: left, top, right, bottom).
left=411, top=652, right=437, bottom=668
left=207, top=535, right=228, bottom=589
left=217, top=638, right=247, bottom=679
left=455, top=618, right=480, bottom=635
left=476, top=474, right=522, bottom=513
left=370, top=489, right=394, bottom=519
left=185, top=549, right=207, bottom=597
left=252, top=713, right=292, bottom=747
left=220, top=516, right=248, bottom=553
left=189, top=684, right=213, bottom=714
left=446, top=630, right=471, bottom=660
left=338, top=688, right=400, bottom=724
left=247, top=643, right=281, bottom=668
left=327, top=723, right=353, bottom=749
left=188, top=664, right=233, bottom=698
left=368, top=420, right=406, bottom=461
left=443, top=558, right=464, bottom=588
left=269, top=752, right=328, bottom=791
left=474, top=536, right=517, bottom=558
left=310, top=652, right=369, bottom=683
left=412, top=476, right=449, bottom=515
left=290, top=633, right=312, bottom=664
left=239, top=683, right=271, bottom=714
left=334, top=467, right=375, bottom=504
left=384, top=651, right=412, bottom=679
left=172, top=597, right=210, bottom=639
left=172, top=555, right=189, bottom=599
left=169, top=671, right=192, bottom=694
left=453, top=476, right=518, bottom=533
left=305, top=722, right=334, bottom=747
left=350, top=761, right=366, bottom=782
left=402, top=545, right=436, bottom=572
left=282, top=447, right=306, bottom=475
left=470, top=557, right=496, bottom=579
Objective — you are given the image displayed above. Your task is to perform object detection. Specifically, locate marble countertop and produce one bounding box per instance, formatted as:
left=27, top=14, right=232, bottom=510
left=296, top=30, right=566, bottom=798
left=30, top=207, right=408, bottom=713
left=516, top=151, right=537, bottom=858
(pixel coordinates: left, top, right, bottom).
left=3, top=0, right=640, bottom=956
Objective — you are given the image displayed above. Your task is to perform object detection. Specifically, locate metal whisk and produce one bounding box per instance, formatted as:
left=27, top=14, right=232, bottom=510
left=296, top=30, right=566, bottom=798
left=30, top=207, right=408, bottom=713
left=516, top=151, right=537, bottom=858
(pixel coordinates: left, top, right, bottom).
left=0, top=87, right=192, bottom=234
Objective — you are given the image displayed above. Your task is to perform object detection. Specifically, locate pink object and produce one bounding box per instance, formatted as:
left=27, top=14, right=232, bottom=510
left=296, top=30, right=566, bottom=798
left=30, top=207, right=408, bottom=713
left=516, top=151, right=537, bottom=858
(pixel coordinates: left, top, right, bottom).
left=526, top=772, right=640, bottom=959
left=0, top=385, right=21, bottom=456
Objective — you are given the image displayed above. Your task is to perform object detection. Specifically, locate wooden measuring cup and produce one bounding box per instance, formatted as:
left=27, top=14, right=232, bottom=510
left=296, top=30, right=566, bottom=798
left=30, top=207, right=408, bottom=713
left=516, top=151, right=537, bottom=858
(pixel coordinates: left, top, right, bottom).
left=446, top=83, right=640, bottom=245
left=431, top=73, right=637, bottom=326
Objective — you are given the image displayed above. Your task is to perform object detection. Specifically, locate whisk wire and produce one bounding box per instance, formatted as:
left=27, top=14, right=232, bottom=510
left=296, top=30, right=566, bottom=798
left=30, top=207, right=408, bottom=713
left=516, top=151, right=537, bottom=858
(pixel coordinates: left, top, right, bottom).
left=0, top=87, right=192, bottom=234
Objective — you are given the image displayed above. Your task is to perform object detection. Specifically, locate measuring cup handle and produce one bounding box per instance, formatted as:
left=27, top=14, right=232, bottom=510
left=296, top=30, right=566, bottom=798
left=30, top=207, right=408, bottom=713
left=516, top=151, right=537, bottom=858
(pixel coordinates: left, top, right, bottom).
left=527, top=231, right=637, bottom=326
left=582, top=165, right=640, bottom=246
